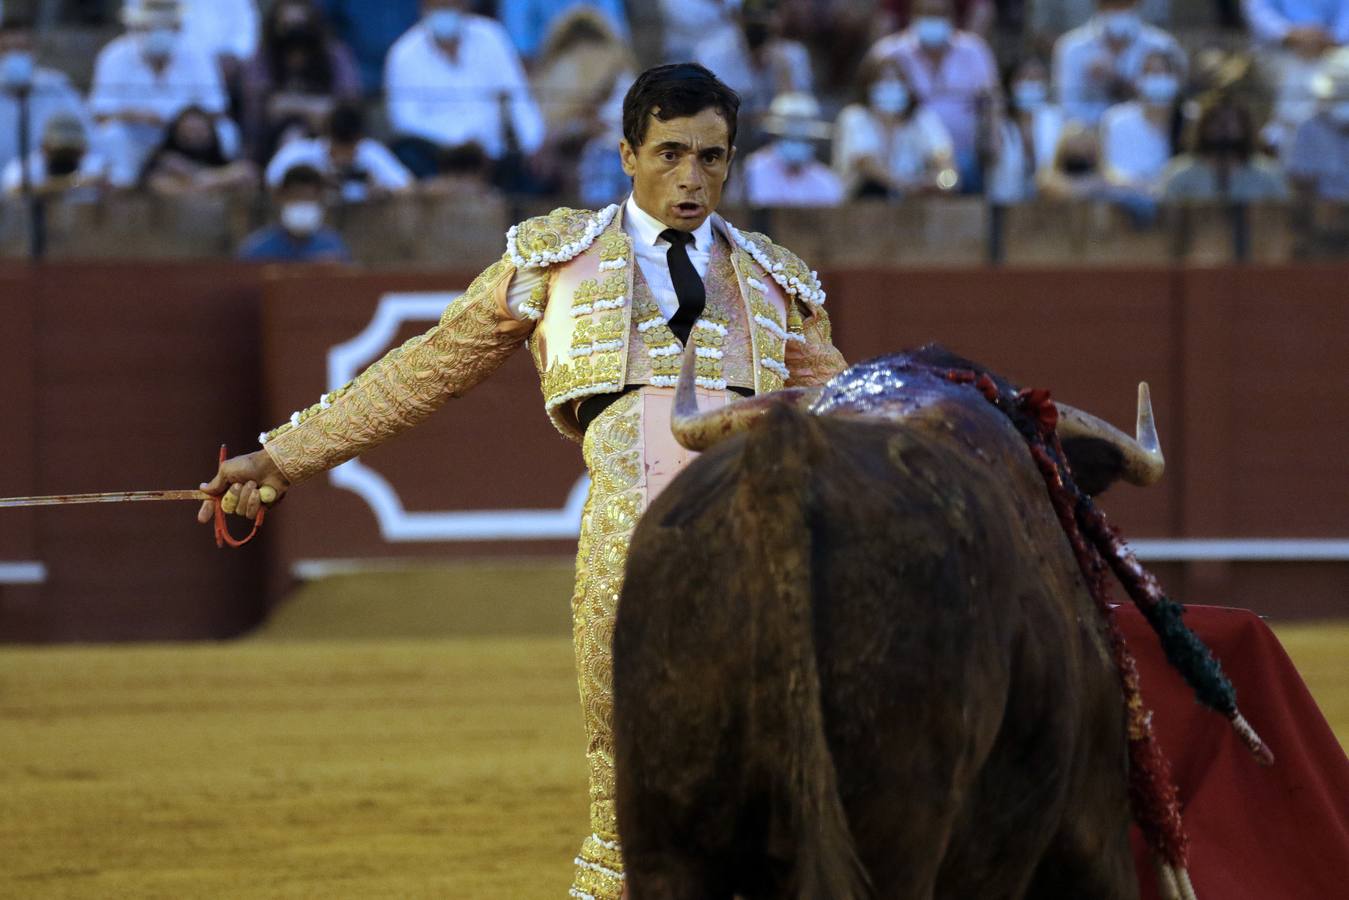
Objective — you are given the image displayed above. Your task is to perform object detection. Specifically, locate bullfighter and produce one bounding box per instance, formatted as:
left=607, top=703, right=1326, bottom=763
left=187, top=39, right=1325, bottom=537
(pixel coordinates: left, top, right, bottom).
left=197, top=63, right=847, bottom=900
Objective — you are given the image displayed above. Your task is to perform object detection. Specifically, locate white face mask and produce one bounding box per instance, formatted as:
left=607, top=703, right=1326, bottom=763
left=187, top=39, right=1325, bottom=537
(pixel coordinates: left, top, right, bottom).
left=1138, top=72, right=1179, bottom=105
left=1013, top=80, right=1049, bottom=109
left=776, top=138, right=815, bottom=166
left=1100, top=10, right=1142, bottom=41
left=914, top=17, right=953, bottom=48
left=426, top=9, right=464, bottom=42
left=1328, top=101, right=1349, bottom=126
left=139, top=27, right=178, bottom=60
left=869, top=79, right=909, bottom=115
left=281, top=201, right=324, bottom=236
left=0, top=51, right=35, bottom=90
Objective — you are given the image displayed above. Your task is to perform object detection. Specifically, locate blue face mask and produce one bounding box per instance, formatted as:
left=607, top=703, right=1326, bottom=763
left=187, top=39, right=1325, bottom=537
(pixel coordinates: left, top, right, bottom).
left=869, top=80, right=909, bottom=115
left=426, top=9, right=464, bottom=42
left=1100, top=10, right=1142, bottom=41
left=1137, top=72, right=1178, bottom=105
left=777, top=138, right=815, bottom=166
left=140, top=27, right=178, bottom=60
left=1013, top=80, right=1049, bottom=109
left=914, top=17, right=953, bottom=48
left=1, top=51, right=35, bottom=89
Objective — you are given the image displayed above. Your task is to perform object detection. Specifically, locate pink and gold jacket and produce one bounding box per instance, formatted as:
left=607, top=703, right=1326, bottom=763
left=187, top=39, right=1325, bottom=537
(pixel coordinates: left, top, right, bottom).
left=260, top=204, right=847, bottom=484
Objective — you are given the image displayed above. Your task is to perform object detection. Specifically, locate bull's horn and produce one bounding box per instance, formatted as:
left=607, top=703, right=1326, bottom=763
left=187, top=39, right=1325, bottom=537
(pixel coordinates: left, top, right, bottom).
left=671, top=338, right=820, bottom=452
left=1057, top=382, right=1164, bottom=486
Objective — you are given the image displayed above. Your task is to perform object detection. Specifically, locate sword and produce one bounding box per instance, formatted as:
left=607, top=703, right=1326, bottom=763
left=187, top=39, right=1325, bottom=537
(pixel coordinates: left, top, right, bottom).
left=0, top=446, right=273, bottom=548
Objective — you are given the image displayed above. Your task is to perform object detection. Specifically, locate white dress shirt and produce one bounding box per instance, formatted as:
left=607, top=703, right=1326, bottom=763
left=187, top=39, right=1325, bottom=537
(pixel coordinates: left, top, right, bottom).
left=89, top=34, right=227, bottom=122
left=265, top=136, right=414, bottom=190
left=384, top=16, right=545, bottom=158
left=1100, top=100, right=1173, bottom=189
left=504, top=196, right=713, bottom=322
left=182, top=0, right=260, bottom=62
left=1052, top=19, right=1186, bottom=125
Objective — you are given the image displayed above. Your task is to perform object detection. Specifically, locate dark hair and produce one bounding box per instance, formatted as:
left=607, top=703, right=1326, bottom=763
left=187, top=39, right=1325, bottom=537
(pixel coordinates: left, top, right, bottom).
left=263, top=0, right=334, bottom=93
left=1192, top=93, right=1256, bottom=159
left=328, top=102, right=364, bottom=144
left=139, top=105, right=229, bottom=185
left=279, top=163, right=325, bottom=191
left=621, top=63, right=740, bottom=150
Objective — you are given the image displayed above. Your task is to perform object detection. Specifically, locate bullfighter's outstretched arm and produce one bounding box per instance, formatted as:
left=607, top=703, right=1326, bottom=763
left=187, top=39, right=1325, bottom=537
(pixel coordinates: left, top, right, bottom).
left=260, top=256, right=538, bottom=485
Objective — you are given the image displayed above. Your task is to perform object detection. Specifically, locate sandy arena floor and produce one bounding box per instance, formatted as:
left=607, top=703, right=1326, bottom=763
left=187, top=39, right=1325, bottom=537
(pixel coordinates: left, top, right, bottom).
left=1, top=571, right=1345, bottom=899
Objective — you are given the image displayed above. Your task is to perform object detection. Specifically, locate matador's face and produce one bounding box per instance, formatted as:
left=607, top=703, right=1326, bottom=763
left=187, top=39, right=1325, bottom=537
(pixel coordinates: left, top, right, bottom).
left=620, top=107, right=735, bottom=233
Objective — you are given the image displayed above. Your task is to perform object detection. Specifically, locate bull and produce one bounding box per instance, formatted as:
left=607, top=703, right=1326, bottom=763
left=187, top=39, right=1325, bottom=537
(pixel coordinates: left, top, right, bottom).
left=611, top=345, right=1174, bottom=900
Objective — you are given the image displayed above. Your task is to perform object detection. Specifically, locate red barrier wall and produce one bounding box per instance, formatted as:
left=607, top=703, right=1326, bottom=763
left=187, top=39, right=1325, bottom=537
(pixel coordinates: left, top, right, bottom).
left=2, top=262, right=1346, bottom=642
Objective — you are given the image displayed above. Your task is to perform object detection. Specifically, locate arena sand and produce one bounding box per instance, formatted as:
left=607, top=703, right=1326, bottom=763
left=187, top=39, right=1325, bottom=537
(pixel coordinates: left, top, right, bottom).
left=1, top=565, right=1345, bottom=898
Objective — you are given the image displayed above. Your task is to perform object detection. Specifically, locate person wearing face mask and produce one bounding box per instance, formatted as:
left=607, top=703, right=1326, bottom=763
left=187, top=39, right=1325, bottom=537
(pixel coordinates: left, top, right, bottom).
left=239, top=164, right=352, bottom=262
left=1099, top=51, right=1182, bottom=192
left=1162, top=94, right=1288, bottom=202
left=865, top=0, right=998, bottom=191
left=0, top=11, right=94, bottom=177
left=1, top=112, right=110, bottom=199
left=384, top=0, right=545, bottom=179
left=90, top=0, right=230, bottom=187
left=1245, top=0, right=1349, bottom=154
left=241, top=0, right=362, bottom=163
left=988, top=58, right=1067, bottom=204
left=833, top=58, right=958, bottom=197
left=1037, top=121, right=1113, bottom=200
left=1288, top=49, right=1349, bottom=201
left=1053, top=0, right=1186, bottom=125
left=744, top=91, right=845, bottom=206
left=141, top=104, right=259, bottom=195
left=265, top=101, right=413, bottom=199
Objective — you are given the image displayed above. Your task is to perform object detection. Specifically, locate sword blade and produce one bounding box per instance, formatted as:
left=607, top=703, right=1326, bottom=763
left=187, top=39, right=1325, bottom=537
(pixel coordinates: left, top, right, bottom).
left=0, top=490, right=211, bottom=509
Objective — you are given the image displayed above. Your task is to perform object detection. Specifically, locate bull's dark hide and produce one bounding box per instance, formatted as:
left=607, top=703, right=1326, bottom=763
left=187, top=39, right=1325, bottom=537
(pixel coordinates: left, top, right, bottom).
left=613, top=357, right=1139, bottom=900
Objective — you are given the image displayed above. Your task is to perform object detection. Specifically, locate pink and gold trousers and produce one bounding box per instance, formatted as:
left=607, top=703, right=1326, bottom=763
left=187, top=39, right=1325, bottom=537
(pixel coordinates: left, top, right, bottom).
left=568, top=385, right=733, bottom=900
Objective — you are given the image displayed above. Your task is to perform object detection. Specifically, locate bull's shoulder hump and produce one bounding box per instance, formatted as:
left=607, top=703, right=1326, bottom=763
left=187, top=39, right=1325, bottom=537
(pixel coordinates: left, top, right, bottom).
left=507, top=204, right=620, bottom=269
left=724, top=223, right=827, bottom=307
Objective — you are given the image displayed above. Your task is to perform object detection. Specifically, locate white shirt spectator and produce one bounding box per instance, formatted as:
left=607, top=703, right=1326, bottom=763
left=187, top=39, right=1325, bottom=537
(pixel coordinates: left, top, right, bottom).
left=1244, top=0, right=1349, bottom=45
left=89, top=33, right=228, bottom=123
left=181, top=0, right=260, bottom=62
left=659, top=0, right=741, bottom=63
left=2, top=148, right=110, bottom=196
left=745, top=143, right=846, bottom=207
left=833, top=102, right=954, bottom=193
left=1053, top=16, right=1186, bottom=124
left=384, top=15, right=545, bottom=158
left=265, top=137, right=413, bottom=190
left=987, top=105, right=1067, bottom=203
left=1031, top=0, right=1171, bottom=38
left=0, top=68, right=94, bottom=173
left=1100, top=100, right=1173, bottom=188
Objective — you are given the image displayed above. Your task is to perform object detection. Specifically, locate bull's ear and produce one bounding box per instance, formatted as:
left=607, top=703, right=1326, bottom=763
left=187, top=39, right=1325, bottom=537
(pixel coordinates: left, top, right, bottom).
left=1060, top=437, right=1128, bottom=497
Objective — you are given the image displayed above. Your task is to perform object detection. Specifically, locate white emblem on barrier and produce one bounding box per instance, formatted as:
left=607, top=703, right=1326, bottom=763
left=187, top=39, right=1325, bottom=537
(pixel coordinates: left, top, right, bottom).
left=325, top=292, right=589, bottom=542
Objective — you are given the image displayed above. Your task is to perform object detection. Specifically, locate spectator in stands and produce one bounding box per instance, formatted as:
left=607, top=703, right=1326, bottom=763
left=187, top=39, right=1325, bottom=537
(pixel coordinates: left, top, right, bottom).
left=744, top=92, right=846, bottom=206
left=1052, top=0, right=1186, bottom=125
left=660, top=0, right=743, bottom=64
left=315, top=0, right=420, bottom=94
left=0, top=11, right=95, bottom=176
left=419, top=141, right=500, bottom=199
left=1030, top=0, right=1170, bottom=44
left=239, top=163, right=351, bottom=262
left=988, top=58, right=1066, bottom=204
left=1244, top=0, right=1349, bottom=151
left=1162, top=92, right=1289, bottom=201
left=694, top=2, right=814, bottom=147
left=2, top=111, right=110, bottom=199
left=1037, top=120, right=1112, bottom=198
left=866, top=0, right=999, bottom=191
left=141, top=104, right=258, bottom=194
left=384, top=0, right=545, bottom=179
left=1099, top=50, right=1182, bottom=192
left=240, top=0, right=361, bottom=164
left=577, top=75, right=630, bottom=207
left=1287, top=48, right=1349, bottom=201
left=265, top=101, right=413, bottom=200
left=880, top=0, right=996, bottom=36
left=832, top=56, right=959, bottom=198
left=530, top=7, right=634, bottom=151
left=90, top=0, right=231, bottom=188
left=502, top=0, right=629, bottom=62
left=180, top=0, right=259, bottom=84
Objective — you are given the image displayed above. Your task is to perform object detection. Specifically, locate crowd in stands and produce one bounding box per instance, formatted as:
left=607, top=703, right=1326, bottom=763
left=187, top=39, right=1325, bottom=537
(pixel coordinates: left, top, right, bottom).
left=2, top=0, right=1349, bottom=262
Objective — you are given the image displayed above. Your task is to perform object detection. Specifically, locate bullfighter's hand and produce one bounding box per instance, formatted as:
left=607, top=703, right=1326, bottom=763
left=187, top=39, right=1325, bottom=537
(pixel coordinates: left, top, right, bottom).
left=196, top=450, right=290, bottom=524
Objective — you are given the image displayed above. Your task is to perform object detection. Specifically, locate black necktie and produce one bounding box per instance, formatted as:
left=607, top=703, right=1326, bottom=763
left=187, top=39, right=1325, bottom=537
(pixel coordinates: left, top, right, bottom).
left=660, top=228, right=706, bottom=345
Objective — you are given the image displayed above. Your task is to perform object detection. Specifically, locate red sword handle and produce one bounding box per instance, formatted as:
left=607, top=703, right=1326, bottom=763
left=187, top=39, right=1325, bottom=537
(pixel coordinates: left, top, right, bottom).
left=212, top=444, right=266, bottom=549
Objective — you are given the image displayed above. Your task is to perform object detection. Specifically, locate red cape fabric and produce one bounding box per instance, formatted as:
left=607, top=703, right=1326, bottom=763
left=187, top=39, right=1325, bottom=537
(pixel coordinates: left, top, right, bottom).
left=1119, top=605, right=1349, bottom=899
